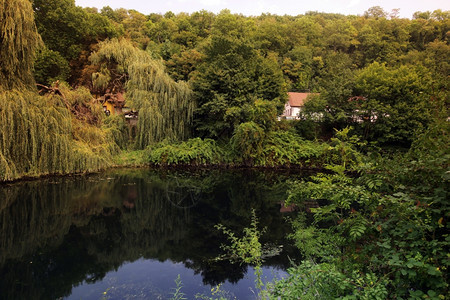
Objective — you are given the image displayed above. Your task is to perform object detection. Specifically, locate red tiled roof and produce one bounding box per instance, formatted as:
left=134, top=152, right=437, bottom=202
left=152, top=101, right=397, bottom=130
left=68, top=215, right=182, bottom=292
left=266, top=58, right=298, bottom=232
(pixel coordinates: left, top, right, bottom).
left=288, top=92, right=313, bottom=107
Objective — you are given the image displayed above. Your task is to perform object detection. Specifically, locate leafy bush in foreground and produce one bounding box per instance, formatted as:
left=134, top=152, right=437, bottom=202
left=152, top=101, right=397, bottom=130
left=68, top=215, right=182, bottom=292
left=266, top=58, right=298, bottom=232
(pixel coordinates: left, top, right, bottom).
left=269, top=122, right=449, bottom=299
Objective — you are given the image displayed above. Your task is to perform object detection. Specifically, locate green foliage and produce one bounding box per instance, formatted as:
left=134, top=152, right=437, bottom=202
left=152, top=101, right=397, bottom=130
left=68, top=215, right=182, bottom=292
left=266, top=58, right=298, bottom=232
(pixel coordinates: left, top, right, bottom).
left=279, top=122, right=449, bottom=298
left=32, top=0, right=118, bottom=61
left=230, top=122, right=265, bottom=165
left=0, top=0, right=42, bottom=89
left=288, top=214, right=342, bottom=259
left=353, top=62, right=433, bottom=145
left=0, top=89, right=72, bottom=180
left=326, top=127, right=366, bottom=169
left=215, top=209, right=265, bottom=291
left=146, top=138, right=227, bottom=166
left=34, top=47, right=70, bottom=85
left=262, top=131, right=328, bottom=167
left=169, top=275, right=187, bottom=300
left=91, top=38, right=195, bottom=148
left=102, top=115, right=130, bottom=150
left=215, top=209, right=265, bottom=266
left=230, top=128, right=328, bottom=167
left=192, top=11, right=286, bottom=139
left=266, top=260, right=389, bottom=299
left=0, top=88, right=116, bottom=181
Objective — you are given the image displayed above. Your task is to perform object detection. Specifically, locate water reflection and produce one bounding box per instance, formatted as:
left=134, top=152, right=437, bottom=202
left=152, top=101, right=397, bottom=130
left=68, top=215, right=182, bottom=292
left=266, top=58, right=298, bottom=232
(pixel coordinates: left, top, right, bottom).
left=0, top=168, right=302, bottom=299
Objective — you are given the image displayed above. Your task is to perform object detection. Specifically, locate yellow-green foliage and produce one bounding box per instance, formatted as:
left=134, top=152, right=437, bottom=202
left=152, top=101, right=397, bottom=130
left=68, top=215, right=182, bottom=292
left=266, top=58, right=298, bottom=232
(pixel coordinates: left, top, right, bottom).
left=102, top=115, right=130, bottom=150
left=0, top=0, right=42, bottom=89
left=0, top=88, right=119, bottom=182
left=0, top=90, right=72, bottom=181
left=0, top=1, right=120, bottom=182
left=91, top=38, right=195, bottom=149
left=62, top=86, right=119, bottom=173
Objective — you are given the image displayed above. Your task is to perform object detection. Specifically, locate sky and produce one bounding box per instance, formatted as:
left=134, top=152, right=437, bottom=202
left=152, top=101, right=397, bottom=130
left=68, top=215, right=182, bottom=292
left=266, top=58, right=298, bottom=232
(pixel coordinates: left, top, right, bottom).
left=75, top=0, right=449, bottom=19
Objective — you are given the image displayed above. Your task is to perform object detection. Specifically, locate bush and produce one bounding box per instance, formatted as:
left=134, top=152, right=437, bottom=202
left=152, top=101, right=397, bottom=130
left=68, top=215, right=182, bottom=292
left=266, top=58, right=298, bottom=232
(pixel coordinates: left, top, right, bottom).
left=230, top=122, right=265, bottom=165
left=102, top=115, right=130, bottom=150
left=278, top=122, right=449, bottom=299
left=146, top=138, right=228, bottom=166
left=230, top=125, right=328, bottom=167
left=261, top=131, right=328, bottom=167
left=266, top=261, right=388, bottom=299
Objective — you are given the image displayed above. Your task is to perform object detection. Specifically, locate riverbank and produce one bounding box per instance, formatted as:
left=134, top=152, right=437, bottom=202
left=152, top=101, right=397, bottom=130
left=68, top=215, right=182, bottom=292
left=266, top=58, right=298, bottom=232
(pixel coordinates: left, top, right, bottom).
left=0, top=148, right=327, bottom=184
left=0, top=130, right=358, bottom=184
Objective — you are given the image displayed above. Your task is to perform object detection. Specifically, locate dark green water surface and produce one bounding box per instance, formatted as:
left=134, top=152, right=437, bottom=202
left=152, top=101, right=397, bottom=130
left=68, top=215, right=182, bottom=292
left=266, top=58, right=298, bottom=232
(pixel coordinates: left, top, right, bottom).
left=0, top=168, right=304, bottom=299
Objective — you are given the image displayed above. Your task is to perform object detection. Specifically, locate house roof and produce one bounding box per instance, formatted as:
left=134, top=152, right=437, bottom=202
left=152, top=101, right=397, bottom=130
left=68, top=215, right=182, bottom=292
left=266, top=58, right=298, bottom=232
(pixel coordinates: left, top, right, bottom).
left=287, top=92, right=313, bottom=107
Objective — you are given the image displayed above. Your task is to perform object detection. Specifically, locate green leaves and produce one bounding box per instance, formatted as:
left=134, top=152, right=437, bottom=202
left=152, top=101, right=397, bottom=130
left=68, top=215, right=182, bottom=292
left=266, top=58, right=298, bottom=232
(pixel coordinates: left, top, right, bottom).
left=267, top=260, right=389, bottom=299
left=214, top=209, right=265, bottom=266
left=146, top=138, right=227, bottom=166
left=0, top=0, right=42, bottom=89
left=353, top=62, right=432, bottom=145
left=192, top=17, right=286, bottom=139
left=34, top=47, right=70, bottom=85
left=281, top=121, right=449, bottom=298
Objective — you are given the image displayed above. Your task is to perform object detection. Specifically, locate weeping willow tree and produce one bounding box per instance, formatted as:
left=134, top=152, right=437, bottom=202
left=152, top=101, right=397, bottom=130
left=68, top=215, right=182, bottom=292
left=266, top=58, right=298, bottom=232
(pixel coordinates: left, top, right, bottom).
left=0, top=87, right=118, bottom=181
left=0, top=90, right=73, bottom=180
left=0, top=0, right=68, bottom=181
left=90, top=39, right=195, bottom=149
left=0, top=0, right=115, bottom=181
left=0, top=0, right=42, bottom=89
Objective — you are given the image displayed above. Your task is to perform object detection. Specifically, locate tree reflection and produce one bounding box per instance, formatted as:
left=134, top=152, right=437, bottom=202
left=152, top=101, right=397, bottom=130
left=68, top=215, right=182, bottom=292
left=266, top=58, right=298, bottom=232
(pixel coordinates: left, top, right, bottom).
left=0, top=168, right=303, bottom=299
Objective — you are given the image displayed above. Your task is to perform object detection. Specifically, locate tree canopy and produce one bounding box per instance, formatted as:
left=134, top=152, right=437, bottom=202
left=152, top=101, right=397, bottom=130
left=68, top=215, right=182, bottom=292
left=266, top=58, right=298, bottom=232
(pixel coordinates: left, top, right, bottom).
left=90, top=39, right=195, bottom=148
left=0, top=0, right=42, bottom=89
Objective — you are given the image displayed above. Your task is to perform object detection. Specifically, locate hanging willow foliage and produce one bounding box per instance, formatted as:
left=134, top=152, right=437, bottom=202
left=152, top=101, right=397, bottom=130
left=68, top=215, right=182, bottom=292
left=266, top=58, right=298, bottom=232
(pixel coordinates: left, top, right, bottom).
left=0, top=0, right=42, bottom=89
left=90, top=39, right=195, bottom=149
left=0, top=90, right=73, bottom=180
left=0, top=0, right=117, bottom=182
left=0, top=88, right=118, bottom=182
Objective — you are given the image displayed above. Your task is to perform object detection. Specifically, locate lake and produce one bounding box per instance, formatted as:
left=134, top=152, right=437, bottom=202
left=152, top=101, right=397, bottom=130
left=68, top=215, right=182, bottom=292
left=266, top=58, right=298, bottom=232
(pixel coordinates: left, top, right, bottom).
left=0, top=168, right=305, bottom=299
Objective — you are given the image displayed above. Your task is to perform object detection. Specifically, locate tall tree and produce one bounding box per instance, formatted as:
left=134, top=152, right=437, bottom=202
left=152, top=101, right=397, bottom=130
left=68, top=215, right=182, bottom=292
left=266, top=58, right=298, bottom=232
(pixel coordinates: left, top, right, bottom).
left=0, top=0, right=42, bottom=89
left=353, top=62, right=432, bottom=145
left=32, top=0, right=118, bottom=84
left=192, top=11, right=286, bottom=139
left=90, top=39, right=195, bottom=148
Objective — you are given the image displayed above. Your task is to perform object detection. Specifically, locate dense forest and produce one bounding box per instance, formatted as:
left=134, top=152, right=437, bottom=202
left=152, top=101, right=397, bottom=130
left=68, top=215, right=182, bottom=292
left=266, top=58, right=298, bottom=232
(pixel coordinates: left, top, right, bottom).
left=0, top=0, right=448, bottom=298
left=1, top=0, right=448, bottom=178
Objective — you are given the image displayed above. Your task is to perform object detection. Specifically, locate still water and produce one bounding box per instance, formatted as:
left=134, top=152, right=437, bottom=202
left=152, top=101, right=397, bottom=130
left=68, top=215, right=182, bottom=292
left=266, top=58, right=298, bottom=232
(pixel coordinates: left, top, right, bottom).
left=0, top=168, right=303, bottom=299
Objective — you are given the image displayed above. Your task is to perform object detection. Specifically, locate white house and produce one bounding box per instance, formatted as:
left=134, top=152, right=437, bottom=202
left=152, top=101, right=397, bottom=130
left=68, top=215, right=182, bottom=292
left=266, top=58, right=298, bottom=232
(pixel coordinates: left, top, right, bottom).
left=280, top=92, right=315, bottom=120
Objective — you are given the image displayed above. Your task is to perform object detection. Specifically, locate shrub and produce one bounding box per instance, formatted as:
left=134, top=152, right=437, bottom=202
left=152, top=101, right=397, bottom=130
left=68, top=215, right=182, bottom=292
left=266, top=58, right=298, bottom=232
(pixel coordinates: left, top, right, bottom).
left=146, top=138, right=228, bottom=166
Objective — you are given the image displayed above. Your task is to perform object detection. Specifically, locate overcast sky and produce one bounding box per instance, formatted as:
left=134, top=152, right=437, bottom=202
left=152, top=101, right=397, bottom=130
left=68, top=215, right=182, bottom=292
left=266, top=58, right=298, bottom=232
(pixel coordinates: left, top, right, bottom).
left=75, top=0, right=449, bottom=19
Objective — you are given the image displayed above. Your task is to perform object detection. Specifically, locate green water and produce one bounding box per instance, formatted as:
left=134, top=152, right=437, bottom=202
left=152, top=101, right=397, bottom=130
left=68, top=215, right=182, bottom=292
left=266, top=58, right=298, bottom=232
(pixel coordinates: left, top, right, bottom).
left=0, top=168, right=304, bottom=299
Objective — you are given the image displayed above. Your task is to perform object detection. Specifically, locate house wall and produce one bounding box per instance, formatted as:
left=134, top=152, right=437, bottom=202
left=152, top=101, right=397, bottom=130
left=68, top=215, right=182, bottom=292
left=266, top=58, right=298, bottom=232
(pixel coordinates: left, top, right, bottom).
left=291, top=107, right=302, bottom=118
left=104, top=102, right=115, bottom=115
left=282, top=103, right=291, bottom=117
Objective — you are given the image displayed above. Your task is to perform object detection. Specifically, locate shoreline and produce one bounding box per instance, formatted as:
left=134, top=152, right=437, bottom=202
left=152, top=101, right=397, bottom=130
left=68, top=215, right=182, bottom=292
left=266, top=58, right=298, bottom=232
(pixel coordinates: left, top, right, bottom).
left=0, top=160, right=327, bottom=185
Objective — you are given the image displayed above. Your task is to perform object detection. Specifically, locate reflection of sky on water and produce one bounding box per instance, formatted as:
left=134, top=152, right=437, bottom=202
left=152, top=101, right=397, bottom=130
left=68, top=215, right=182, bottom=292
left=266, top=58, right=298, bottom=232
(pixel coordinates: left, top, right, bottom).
left=68, top=259, right=287, bottom=300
